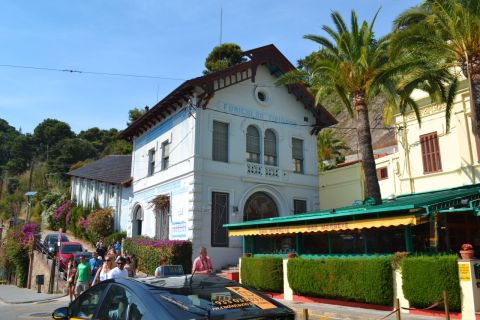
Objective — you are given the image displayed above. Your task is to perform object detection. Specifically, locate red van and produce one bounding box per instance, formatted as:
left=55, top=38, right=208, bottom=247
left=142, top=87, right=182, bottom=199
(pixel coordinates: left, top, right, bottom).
left=57, top=241, right=83, bottom=270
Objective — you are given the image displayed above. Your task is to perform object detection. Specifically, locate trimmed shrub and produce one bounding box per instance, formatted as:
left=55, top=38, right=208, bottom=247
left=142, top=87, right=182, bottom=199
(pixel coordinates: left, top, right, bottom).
left=241, top=256, right=283, bottom=292
left=122, top=238, right=192, bottom=275
left=402, top=255, right=461, bottom=311
left=68, top=205, right=90, bottom=238
left=288, top=257, right=393, bottom=305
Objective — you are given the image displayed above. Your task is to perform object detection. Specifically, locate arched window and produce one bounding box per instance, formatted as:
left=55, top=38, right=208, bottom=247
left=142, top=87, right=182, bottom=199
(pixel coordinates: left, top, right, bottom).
left=243, top=192, right=278, bottom=221
left=264, top=129, right=277, bottom=166
left=246, top=126, right=260, bottom=163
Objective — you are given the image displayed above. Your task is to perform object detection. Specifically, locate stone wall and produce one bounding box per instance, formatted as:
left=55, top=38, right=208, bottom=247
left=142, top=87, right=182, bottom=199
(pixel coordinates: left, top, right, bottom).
left=31, top=251, right=67, bottom=294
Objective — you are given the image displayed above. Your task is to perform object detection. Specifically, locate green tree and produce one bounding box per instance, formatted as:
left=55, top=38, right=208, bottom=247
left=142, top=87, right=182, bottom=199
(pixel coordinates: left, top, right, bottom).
left=203, top=43, right=246, bottom=75
left=127, top=108, right=146, bottom=126
left=101, top=140, right=132, bottom=156
left=393, top=0, right=480, bottom=134
left=317, top=129, right=349, bottom=171
left=33, top=119, right=75, bottom=161
left=277, top=10, right=454, bottom=203
left=78, top=127, right=120, bottom=153
left=49, top=138, right=97, bottom=175
left=5, top=134, right=35, bottom=176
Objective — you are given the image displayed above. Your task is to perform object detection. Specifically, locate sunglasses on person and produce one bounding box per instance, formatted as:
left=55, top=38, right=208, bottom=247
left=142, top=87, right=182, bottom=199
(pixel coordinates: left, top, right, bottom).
left=117, top=262, right=125, bottom=265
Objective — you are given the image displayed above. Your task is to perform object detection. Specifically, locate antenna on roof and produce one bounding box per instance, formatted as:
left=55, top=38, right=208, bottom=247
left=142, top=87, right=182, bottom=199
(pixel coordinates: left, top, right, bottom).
left=219, top=6, right=223, bottom=45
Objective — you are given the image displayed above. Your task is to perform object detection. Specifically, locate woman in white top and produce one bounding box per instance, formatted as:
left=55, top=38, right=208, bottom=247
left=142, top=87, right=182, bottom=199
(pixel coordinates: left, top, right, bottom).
left=92, top=255, right=113, bottom=285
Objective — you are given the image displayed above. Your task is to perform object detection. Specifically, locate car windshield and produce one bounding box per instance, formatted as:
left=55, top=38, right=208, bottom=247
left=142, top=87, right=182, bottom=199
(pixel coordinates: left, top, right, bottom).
left=146, top=276, right=292, bottom=319
left=61, top=245, right=82, bottom=254
left=47, top=235, right=69, bottom=244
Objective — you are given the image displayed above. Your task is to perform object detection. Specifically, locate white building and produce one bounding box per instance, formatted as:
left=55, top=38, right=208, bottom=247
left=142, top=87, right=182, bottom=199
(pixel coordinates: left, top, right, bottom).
left=67, top=155, right=132, bottom=232
left=119, top=45, right=336, bottom=268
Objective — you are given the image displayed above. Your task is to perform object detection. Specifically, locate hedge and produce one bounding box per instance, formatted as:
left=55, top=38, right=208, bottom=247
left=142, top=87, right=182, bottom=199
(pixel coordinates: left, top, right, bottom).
left=402, top=255, right=461, bottom=311
left=122, top=238, right=192, bottom=275
left=288, top=257, right=393, bottom=305
left=240, top=256, right=283, bottom=292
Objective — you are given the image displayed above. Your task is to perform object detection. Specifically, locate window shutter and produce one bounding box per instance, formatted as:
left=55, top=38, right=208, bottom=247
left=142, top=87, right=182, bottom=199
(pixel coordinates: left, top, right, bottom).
left=420, top=132, right=442, bottom=173
left=246, top=126, right=260, bottom=153
left=264, top=129, right=276, bottom=156
left=213, top=121, right=229, bottom=162
left=163, top=142, right=170, bottom=157
left=292, top=138, right=303, bottom=160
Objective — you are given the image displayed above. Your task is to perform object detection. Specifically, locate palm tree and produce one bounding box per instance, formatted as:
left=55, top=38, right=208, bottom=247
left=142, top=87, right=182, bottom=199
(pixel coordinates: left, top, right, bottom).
left=393, top=0, right=480, bottom=135
left=317, top=129, right=349, bottom=171
left=283, top=10, right=411, bottom=203
left=277, top=10, right=455, bottom=204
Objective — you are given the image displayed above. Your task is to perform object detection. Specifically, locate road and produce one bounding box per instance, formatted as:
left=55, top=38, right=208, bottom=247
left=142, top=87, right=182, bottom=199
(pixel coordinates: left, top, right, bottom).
left=0, top=296, right=70, bottom=319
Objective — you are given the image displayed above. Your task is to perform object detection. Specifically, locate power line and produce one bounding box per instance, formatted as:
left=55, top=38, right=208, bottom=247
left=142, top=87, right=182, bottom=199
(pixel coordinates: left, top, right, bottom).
left=0, top=63, right=185, bottom=81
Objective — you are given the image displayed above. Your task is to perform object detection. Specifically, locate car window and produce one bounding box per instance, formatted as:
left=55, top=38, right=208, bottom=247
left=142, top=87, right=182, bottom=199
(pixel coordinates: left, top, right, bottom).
left=97, top=284, right=146, bottom=320
left=70, top=283, right=107, bottom=319
left=61, top=245, right=83, bottom=253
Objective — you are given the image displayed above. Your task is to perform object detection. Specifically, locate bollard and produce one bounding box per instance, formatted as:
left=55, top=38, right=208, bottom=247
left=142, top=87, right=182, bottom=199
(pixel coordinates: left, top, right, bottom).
left=443, top=291, right=450, bottom=320
left=302, top=308, right=309, bottom=320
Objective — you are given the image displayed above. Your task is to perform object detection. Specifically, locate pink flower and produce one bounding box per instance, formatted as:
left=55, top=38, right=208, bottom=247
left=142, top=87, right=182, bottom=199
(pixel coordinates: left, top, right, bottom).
left=461, top=243, right=474, bottom=251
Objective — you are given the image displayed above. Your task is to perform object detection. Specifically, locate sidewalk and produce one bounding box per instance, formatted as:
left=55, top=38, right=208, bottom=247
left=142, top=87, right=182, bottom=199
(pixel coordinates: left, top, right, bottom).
left=277, top=299, right=445, bottom=320
left=0, top=285, right=66, bottom=304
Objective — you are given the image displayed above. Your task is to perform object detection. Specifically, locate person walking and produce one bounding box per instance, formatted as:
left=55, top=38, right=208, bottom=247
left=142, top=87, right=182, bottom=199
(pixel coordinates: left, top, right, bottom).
left=66, top=257, right=76, bottom=302
left=110, top=256, right=128, bottom=279
left=92, top=255, right=114, bottom=285
left=89, top=252, right=102, bottom=284
left=154, top=257, right=167, bottom=277
left=75, top=254, right=91, bottom=298
left=192, top=247, right=213, bottom=274
left=96, top=237, right=107, bottom=259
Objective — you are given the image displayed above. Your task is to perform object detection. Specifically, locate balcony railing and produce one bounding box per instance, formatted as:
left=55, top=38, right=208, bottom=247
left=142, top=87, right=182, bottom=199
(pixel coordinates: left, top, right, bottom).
left=246, top=162, right=280, bottom=178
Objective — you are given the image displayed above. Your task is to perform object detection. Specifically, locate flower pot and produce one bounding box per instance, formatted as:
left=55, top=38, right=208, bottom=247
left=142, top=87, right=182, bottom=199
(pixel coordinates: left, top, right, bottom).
left=287, top=253, right=296, bottom=259
left=243, top=253, right=251, bottom=257
left=460, top=250, right=475, bottom=260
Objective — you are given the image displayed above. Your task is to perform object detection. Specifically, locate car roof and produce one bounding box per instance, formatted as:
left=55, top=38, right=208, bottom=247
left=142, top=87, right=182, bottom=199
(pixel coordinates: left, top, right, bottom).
left=45, top=233, right=69, bottom=240
left=60, top=242, right=82, bottom=246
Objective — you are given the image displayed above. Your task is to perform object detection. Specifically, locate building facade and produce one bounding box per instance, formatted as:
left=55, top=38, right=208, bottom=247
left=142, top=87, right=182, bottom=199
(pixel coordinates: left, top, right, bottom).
left=68, top=155, right=132, bottom=232
left=120, top=45, right=336, bottom=268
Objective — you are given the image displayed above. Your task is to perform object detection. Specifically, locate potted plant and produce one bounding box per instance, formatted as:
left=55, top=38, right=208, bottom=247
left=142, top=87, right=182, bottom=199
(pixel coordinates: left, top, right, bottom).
left=460, top=243, right=475, bottom=260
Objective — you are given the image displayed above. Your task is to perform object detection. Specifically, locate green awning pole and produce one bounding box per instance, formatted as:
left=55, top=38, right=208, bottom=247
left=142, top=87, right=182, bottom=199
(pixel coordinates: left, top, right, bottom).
left=328, top=233, right=332, bottom=254
left=363, top=231, right=368, bottom=254
left=296, top=234, right=301, bottom=255
left=242, top=236, right=245, bottom=255
left=405, top=225, right=413, bottom=253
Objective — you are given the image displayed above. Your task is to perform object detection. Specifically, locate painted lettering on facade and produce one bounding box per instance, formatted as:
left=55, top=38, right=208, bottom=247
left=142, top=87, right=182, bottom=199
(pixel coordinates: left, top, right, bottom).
left=217, top=101, right=298, bottom=126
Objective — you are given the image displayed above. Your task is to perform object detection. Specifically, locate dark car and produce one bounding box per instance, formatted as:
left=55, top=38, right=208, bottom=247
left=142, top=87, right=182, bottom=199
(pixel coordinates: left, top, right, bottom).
left=52, top=275, right=295, bottom=319
left=43, top=233, right=69, bottom=257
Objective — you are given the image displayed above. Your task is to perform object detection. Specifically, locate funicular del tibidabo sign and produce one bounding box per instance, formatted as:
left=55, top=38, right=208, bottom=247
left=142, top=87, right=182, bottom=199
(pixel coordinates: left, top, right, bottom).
left=225, top=184, right=480, bottom=256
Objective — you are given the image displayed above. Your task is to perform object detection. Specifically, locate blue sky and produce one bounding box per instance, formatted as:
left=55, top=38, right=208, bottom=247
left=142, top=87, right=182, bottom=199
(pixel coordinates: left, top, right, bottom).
left=0, top=0, right=419, bottom=134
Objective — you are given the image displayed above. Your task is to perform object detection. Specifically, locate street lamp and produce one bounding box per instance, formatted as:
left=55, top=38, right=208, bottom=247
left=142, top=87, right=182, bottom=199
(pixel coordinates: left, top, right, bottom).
left=25, top=191, right=37, bottom=222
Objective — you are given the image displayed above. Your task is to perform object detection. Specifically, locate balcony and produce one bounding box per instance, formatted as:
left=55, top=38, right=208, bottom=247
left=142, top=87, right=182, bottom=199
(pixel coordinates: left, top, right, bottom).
left=246, top=162, right=281, bottom=178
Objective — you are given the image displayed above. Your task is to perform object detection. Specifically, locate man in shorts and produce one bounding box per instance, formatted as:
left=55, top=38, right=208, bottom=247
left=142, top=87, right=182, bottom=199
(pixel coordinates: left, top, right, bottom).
left=75, top=254, right=91, bottom=297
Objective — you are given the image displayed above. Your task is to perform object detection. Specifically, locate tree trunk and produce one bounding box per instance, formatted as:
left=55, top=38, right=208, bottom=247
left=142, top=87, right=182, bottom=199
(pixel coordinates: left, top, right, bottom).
left=461, top=54, right=480, bottom=136
left=354, top=94, right=382, bottom=204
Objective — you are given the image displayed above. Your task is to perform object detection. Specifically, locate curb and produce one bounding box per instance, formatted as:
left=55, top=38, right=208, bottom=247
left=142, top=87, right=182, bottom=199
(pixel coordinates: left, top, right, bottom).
left=0, top=293, right=68, bottom=304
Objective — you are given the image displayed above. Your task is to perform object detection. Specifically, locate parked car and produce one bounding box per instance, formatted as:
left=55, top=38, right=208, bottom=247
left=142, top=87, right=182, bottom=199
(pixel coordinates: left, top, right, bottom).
left=52, top=275, right=295, bottom=319
left=56, top=242, right=83, bottom=271
left=42, top=233, right=69, bottom=257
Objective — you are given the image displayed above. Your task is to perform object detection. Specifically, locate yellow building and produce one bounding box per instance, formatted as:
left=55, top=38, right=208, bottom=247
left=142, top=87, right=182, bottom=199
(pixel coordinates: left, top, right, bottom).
left=320, top=77, right=480, bottom=209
